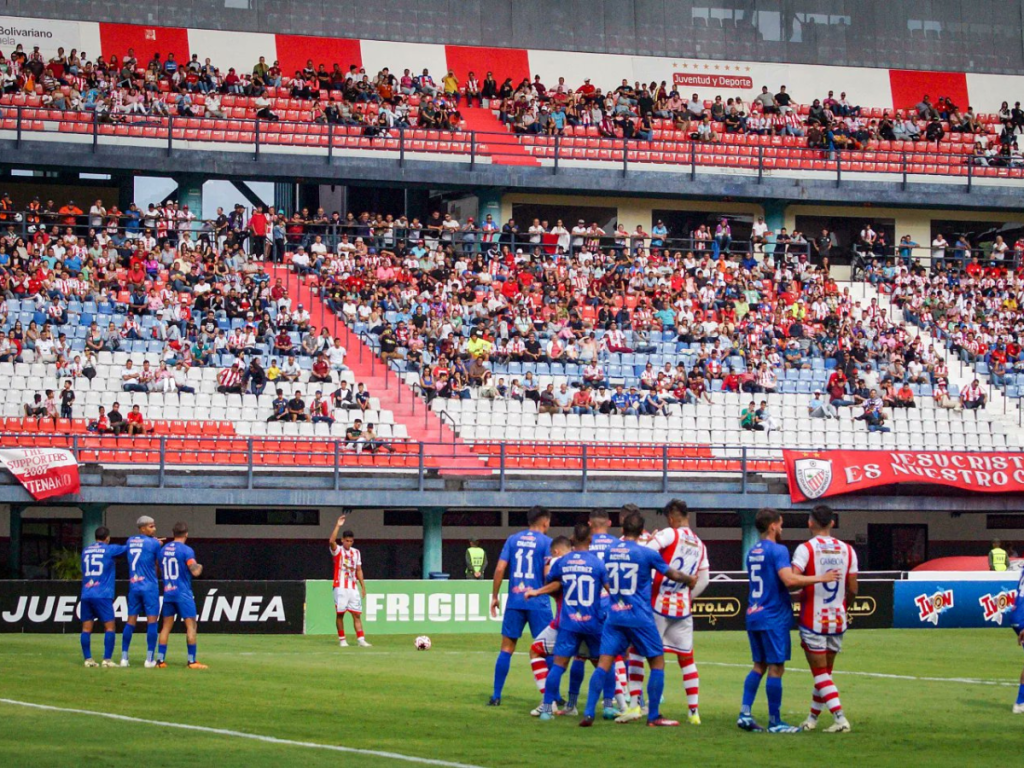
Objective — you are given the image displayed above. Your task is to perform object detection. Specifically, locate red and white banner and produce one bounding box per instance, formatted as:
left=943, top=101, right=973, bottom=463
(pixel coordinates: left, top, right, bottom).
left=784, top=450, right=1024, bottom=503
left=0, top=448, right=80, bottom=500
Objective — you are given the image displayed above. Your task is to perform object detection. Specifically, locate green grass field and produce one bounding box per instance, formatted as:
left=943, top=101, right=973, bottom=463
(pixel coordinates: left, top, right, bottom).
left=0, top=630, right=1021, bottom=767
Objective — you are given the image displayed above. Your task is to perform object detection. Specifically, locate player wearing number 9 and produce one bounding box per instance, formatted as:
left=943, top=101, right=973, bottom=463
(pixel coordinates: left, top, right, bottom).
left=738, top=507, right=841, bottom=734
left=156, top=522, right=206, bottom=669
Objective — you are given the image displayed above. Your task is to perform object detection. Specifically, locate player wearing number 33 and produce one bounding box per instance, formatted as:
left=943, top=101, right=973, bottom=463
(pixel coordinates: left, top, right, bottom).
left=489, top=506, right=554, bottom=706
left=738, top=508, right=840, bottom=734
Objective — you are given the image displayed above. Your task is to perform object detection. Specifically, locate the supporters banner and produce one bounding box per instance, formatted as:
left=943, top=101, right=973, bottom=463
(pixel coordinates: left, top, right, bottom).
left=783, top=450, right=1024, bottom=503
left=0, top=448, right=80, bottom=500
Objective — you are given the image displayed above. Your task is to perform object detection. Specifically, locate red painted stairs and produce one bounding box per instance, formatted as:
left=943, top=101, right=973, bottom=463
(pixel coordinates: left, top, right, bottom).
left=459, top=106, right=540, bottom=166
left=271, top=265, right=487, bottom=475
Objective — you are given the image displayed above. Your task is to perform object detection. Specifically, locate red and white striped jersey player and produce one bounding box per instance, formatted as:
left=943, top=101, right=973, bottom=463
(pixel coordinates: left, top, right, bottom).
left=330, top=514, right=371, bottom=648
left=790, top=505, right=858, bottom=733
left=619, top=499, right=709, bottom=725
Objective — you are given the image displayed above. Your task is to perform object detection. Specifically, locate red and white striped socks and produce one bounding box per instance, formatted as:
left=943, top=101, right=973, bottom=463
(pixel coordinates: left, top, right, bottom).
left=679, top=652, right=699, bottom=713
left=627, top=651, right=645, bottom=705
left=530, top=656, right=548, bottom=692
left=811, top=667, right=843, bottom=718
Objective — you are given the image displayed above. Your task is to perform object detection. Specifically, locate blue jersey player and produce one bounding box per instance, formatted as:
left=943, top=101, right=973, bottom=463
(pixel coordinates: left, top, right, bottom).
left=737, top=508, right=839, bottom=733
left=1010, top=567, right=1024, bottom=714
left=489, top=505, right=553, bottom=706
left=156, top=522, right=207, bottom=669
left=564, top=508, right=623, bottom=717
left=79, top=526, right=127, bottom=668
left=524, top=523, right=609, bottom=721
left=121, top=515, right=163, bottom=667
left=580, top=511, right=696, bottom=727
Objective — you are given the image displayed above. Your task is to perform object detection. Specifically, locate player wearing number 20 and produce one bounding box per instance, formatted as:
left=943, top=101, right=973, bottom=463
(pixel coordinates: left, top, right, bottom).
left=791, top=504, right=858, bottom=733
left=490, top=505, right=553, bottom=706
left=79, top=526, right=127, bottom=668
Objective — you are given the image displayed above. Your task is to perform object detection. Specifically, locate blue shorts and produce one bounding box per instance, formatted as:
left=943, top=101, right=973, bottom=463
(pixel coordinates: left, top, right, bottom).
left=1013, top=626, right=1024, bottom=650
left=600, top=620, right=664, bottom=659
left=79, top=597, right=114, bottom=624
left=161, top=595, right=197, bottom=620
left=554, top=629, right=603, bottom=660
left=501, top=605, right=552, bottom=640
left=128, top=588, right=160, bottom=618
left=748, top=627, right=791, bottom=665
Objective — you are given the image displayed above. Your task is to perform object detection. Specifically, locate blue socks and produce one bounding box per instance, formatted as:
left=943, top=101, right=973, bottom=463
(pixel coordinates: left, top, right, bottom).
left=544, top=664, right=566, bottom=705
left=80, top=632, right=91, bottom=660
left=103, top=631, right=115, bottom=661
left=146, top=623, right=158, bottom=661
left=187, top=643, right=197, bottom=664
left=1017, top=683, right=1024, bottom=706
left=584, top=667, right=607, bottom=719
left=741, top=670, right=763, bottom=715
left=603, top=662, right=618, bottom=704
left=121, top=624, right=134, bottom=660
left=156, top=643, right=167, bottom=663
left=567, top=658, right=586, bottom=707
left=647, top=668, right=665, bottom=721
left=766, top=676, right=783, bottom=725
left=492, top=650, right=512, bottom=700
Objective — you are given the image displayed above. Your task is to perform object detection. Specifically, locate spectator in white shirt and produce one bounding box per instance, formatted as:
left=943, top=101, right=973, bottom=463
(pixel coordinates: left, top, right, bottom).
left=327, top=338, right=348, bottom=370
left=960, top=379, right=987, bottom=410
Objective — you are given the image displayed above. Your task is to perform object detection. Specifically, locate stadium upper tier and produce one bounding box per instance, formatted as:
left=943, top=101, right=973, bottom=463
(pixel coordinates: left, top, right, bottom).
left=0, top=200, right=1016, bottom=474
left=1, top=30, right=1024, bottom=181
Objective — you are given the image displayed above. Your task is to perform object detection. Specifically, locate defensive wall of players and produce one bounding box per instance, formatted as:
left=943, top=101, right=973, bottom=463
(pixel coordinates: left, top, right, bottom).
left=0, top=571, right=1019, bottom=634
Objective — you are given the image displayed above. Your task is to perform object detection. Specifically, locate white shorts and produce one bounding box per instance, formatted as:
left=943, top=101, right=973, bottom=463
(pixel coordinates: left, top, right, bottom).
left=799, top=627, right=843, bottom=654
left=654, top=614, right=694, bottom=655
left=531, top=624, right=558, bottom=655
left=333, top=587, right=363, bottom=614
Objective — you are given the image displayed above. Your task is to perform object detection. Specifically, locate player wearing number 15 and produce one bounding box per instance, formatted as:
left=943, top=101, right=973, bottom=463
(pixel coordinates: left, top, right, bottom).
left=738, top=508, right=839, bottom=734
left=489, top=505, right=553, bottom=706
left=156, top=522, right=206, bottom=669
left=580, top=511, right=697, bottom=728
left=79, top=526, right=127, bottom=668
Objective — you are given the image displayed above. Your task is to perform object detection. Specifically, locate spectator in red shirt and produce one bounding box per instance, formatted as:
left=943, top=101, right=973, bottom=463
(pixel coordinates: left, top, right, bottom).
left=248, top=205, right=269, bottom=260
left=126, top=404, right=150, bottom=435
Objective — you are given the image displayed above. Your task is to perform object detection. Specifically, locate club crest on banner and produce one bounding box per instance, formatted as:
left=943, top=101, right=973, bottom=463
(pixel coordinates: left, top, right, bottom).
left=793, top=458, right=833, bottom=500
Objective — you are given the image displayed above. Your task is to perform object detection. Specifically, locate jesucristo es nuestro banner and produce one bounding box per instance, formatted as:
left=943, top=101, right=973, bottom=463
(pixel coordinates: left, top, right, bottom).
left=0, top=448, right=80, bottom=500
left=784, top=450, right=1024, bottom=503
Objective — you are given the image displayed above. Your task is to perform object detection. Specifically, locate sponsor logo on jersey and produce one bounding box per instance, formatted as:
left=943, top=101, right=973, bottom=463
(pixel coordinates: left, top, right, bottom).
left=692, top=596, right=741, bottom=625
left=978, top=589, right=1018, bottom=625
left=914, top=589, right=954, bottom=625
left=794, top=458, right=833, bottom=500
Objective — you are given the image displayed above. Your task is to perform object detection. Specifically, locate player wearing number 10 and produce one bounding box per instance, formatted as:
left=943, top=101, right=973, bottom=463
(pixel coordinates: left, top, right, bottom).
left=156, top=522, right=207, bottom=670
left=79, top=526, right=127, bottom=668
left=489, top=505, right=553, bottom=706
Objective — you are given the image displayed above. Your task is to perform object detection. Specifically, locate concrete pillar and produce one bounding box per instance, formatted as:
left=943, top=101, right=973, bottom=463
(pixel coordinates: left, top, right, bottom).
left=476, top=188, right=503, bottom=229
left=116, top=175, right=135, bottom=214
left=274, top=182, right=295, bottom=215
left=8, top=504, right=25, bottom=578
left=421, top=508, right=445, bottom=579
left=739, top=508, right=759, bottom=570
left=763, top=199, right=788, bottom=257
left=174, top=175, right=204, bottom=226
left=80, top=504, right=107, bottom=546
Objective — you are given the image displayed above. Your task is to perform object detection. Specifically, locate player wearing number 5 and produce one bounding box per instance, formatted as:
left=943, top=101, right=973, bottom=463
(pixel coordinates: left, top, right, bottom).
left=79, top=526, right=127, bottom=668
left=738, top=508, right=840, bottom=734
left=489, top=505, right=553, bottom=706
left=156, top=522, right=206, bottom=669
left=791, top=505, right=857, bottom=733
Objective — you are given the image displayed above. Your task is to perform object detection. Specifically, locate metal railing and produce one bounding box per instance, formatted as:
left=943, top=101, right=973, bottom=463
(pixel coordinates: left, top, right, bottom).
left=0, top=104, right=1011, bottom=190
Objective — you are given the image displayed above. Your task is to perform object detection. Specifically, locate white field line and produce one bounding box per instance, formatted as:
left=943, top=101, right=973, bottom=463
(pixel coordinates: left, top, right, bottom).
left=0, top=698, right=489, bottom=768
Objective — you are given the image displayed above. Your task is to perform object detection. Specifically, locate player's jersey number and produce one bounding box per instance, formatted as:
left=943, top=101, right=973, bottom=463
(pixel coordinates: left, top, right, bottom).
left=513, top=547, right=536, bottom=580
left=750, top=563, right=763, bottom=599
left=130, top=548, right=142, bottom=574
left=563, top=573, right=596, bottom=608
left=821, top=578, right=840, bottom=604
left=606, top=562, right=639, bottom=596
left=83, top=553, right=104, bottom=577
left=162, top=555, right=179, bottom=581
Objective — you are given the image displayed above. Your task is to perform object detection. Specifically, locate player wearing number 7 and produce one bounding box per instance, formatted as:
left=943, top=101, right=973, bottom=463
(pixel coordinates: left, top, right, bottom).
left=738, top=508, right=840, bottom=734
left=791, top=505, right=858, bottom=733
left=156, top=522, right=206, bottom=669
left=120, top=515, right=163, bottom=668
left=579, top=511, right=698, bottom=728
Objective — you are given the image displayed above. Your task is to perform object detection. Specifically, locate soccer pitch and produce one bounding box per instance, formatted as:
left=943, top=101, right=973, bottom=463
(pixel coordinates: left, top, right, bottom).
left=0, top=630, right=1019, bottom=767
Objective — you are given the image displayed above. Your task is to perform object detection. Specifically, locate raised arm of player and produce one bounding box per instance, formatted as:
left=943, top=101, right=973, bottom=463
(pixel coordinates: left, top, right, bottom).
left=490, top=558, right=508, bottom=618
left=778, top=566, right=840, bottom=589
left=329, top=514, right=347, bottom=548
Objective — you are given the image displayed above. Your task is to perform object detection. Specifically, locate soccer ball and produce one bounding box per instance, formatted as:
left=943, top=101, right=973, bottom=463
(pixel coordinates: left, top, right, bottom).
left=415, top=635, right=432, bottom=650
